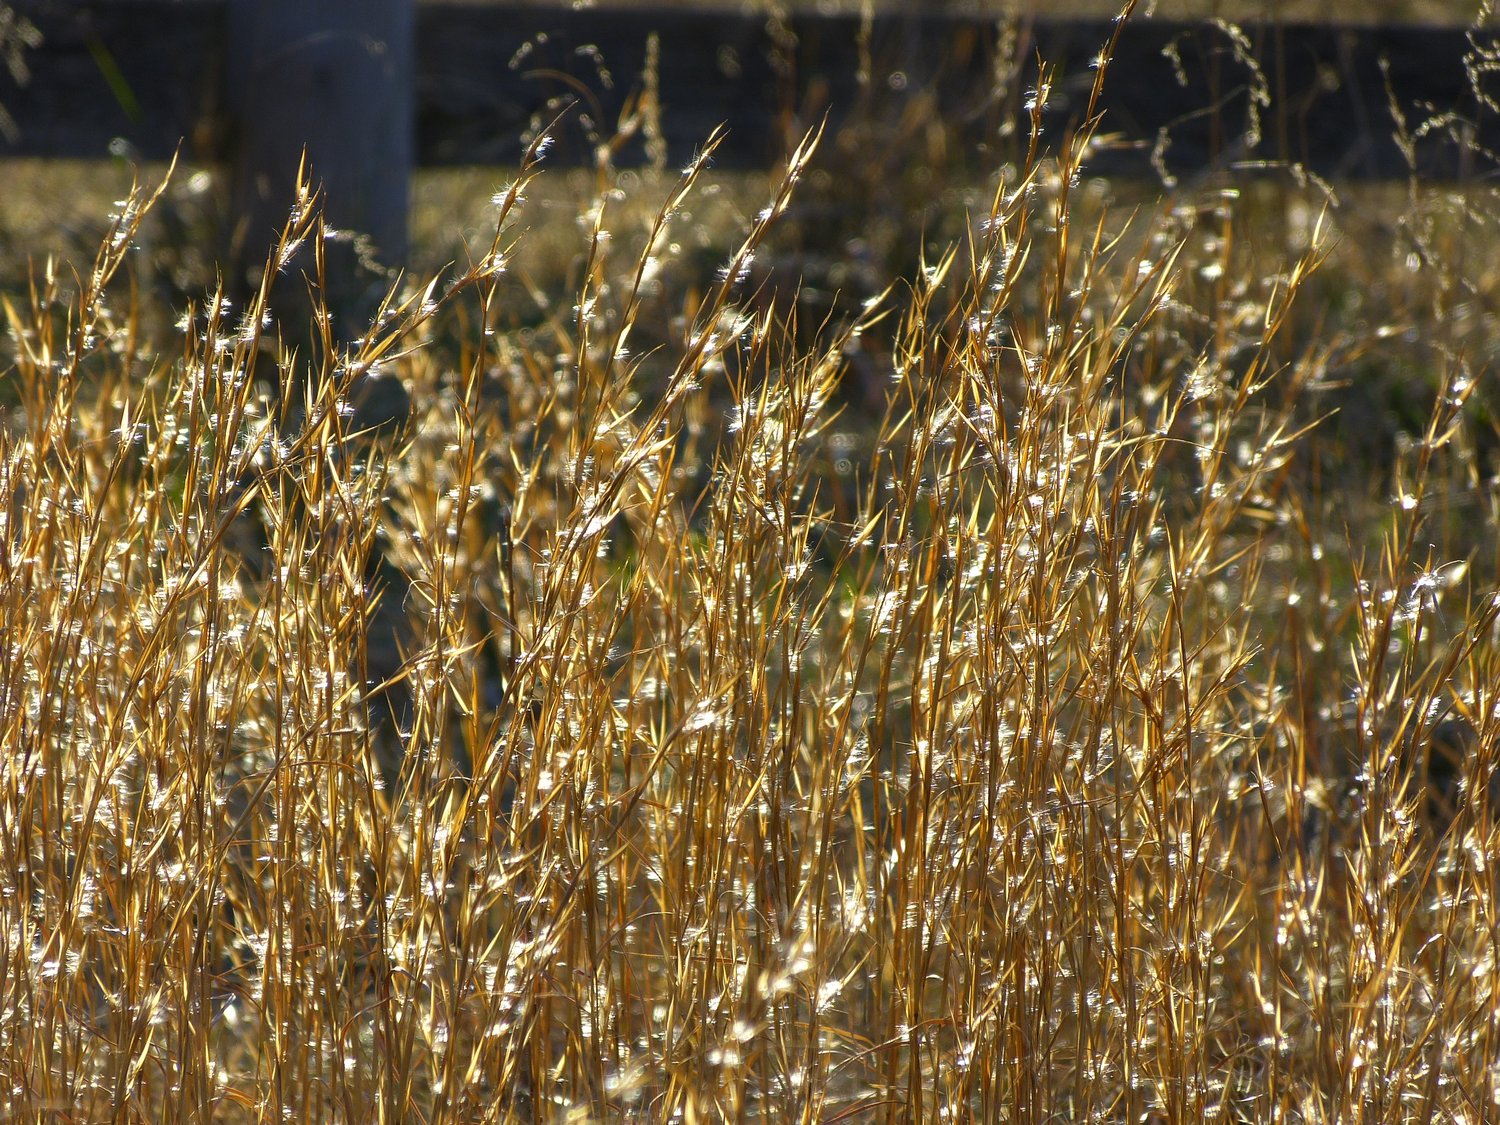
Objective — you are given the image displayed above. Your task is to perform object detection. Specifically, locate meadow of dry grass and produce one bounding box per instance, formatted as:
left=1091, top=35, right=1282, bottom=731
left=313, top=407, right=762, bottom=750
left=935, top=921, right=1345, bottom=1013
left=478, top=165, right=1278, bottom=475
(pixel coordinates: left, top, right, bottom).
left=3, top=9, right=1500, bottom=1122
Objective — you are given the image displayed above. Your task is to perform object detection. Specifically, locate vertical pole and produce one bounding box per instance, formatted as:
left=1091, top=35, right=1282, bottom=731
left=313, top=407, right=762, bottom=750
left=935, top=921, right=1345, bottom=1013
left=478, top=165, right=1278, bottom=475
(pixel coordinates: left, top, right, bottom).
left=226, top=0, right=417, bottom=789
left=228, top=0, right=413, bottom=331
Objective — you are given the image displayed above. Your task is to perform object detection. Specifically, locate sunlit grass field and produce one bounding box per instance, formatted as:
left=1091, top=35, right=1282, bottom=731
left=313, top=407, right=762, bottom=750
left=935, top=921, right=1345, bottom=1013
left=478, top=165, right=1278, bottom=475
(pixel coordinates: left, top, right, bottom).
left=3, top=8, right=1500, bottom=1121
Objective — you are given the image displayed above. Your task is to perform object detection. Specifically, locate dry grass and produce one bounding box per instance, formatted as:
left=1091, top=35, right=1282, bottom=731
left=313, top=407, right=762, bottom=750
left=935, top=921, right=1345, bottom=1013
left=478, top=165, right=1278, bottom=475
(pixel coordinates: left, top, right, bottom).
left=4, top=12, right=1500, bottom=1123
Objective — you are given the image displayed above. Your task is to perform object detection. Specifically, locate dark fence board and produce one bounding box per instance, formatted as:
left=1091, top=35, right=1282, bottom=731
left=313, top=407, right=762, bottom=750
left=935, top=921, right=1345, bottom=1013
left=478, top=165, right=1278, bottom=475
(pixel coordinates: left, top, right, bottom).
left=2, top=2, right=1497, bottom=179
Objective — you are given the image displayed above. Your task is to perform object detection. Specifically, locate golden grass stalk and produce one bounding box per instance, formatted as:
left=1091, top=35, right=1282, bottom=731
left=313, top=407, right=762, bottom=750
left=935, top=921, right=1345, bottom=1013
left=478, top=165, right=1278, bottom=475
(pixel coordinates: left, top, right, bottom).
left=2, top=33, right=1499, bottom=1124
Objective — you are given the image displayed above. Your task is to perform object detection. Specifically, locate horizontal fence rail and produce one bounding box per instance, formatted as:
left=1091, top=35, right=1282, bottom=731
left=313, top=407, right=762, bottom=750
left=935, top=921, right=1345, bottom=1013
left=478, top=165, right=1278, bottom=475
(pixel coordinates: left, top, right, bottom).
left=3, top=2, right=1497, bottom=180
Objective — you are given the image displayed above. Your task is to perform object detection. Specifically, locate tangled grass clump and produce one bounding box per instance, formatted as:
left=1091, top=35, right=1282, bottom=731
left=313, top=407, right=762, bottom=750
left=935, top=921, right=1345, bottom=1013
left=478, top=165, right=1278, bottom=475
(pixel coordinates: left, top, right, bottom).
left=3, top=39, right=1500, bottom=1125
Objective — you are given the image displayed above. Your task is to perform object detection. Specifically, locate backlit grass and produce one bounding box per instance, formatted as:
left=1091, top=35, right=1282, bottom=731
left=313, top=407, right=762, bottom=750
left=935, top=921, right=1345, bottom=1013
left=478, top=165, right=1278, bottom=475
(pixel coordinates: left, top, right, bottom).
left=3, top=15, right=1500, bottom=1123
